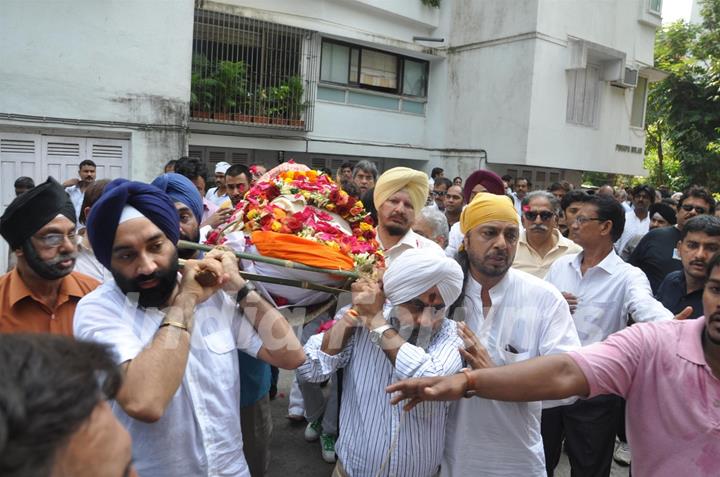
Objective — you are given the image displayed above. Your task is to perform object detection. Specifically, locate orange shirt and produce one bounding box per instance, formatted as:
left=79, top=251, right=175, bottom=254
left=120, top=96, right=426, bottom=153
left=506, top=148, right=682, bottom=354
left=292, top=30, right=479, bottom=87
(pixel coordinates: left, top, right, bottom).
left=0, top=269, right=99, bottom=335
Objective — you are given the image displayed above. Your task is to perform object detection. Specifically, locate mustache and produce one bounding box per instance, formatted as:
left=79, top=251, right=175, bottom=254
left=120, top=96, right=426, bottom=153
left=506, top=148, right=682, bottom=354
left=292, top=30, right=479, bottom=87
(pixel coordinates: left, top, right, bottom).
left=529, top=224, right=549, bottom=231
left=46, top=252, right=78, bottom=265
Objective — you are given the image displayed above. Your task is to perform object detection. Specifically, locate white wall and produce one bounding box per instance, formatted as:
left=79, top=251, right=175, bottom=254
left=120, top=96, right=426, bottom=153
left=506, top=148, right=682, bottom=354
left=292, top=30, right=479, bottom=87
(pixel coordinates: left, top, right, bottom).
left=0, top=0, right=195, bottom=181
left=525, top=39, right=647, bottom=175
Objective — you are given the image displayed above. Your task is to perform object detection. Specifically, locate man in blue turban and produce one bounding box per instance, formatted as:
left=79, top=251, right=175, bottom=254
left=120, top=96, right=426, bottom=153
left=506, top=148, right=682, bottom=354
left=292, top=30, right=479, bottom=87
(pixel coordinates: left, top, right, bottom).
left=151, top=173, right=204, bottom=260
left=76, top=178, right=305, bottom=477
left=86, top=179, right=180, bottom=309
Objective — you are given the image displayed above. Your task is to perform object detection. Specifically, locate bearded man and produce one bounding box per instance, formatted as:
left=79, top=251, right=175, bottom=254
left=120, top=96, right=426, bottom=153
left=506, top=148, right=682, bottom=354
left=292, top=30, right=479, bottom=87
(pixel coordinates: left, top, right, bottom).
left=441, top=192, right=581, bottom=476
left=73, top=179, right=304, bottom=477
left=0, top=177, right=98, bottom=334
left=373, top=167, right=442, bottom=265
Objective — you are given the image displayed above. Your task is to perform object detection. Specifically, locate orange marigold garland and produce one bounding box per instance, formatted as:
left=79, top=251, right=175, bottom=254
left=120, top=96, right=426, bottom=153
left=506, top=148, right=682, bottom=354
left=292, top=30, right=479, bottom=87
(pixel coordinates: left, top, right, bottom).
left=206, top=165, right=384, bottom=273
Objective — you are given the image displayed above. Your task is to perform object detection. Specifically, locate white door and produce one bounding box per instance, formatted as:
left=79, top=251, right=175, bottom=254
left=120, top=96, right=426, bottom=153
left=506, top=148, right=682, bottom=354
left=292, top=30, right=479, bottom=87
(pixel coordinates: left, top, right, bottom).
left=0, top=132, right=130, bottom=272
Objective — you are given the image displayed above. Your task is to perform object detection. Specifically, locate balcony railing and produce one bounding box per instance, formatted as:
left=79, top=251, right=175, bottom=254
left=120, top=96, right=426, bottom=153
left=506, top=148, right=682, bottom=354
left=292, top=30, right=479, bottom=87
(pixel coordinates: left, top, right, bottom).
left=191, top=9, right=317, bottom=130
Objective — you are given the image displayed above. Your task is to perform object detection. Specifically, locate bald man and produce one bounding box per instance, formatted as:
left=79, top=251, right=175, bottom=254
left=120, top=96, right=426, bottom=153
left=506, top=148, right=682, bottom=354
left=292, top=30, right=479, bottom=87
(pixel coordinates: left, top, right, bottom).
left=441, top=193, right=581, bottom=476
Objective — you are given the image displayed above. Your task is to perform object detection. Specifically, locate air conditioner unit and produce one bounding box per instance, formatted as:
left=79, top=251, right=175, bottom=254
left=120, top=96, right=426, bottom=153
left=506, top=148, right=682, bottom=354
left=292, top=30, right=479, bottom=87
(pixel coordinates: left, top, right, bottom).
left=611, top=67, right=639, bottom=88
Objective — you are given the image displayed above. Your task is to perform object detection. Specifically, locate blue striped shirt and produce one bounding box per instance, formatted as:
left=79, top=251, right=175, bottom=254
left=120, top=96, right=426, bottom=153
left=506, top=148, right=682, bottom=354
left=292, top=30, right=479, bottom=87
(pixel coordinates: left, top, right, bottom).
left=298, top=316, right=463, bottom=477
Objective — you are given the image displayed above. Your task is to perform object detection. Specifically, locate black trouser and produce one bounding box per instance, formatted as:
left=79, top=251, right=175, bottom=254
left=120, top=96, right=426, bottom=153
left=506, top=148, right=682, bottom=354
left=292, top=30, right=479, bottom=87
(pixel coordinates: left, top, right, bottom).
left=541, top=395, right=622, bottom=477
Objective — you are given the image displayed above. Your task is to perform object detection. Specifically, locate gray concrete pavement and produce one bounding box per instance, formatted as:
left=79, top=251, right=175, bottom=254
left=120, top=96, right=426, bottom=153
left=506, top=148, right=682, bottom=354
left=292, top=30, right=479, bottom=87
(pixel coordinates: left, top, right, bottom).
left=267, top=370, right=629, bottom=477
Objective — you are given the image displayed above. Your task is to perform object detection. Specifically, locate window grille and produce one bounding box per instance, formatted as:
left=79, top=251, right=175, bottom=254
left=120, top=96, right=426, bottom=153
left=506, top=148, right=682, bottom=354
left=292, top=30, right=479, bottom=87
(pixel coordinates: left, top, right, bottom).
left=191, top=8, right=317, bottom=130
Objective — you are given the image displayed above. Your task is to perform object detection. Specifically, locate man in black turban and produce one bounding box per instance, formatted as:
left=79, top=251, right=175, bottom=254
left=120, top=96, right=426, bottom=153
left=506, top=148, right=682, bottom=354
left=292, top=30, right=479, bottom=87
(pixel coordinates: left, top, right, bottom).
left=0, top=177, right=99, bottom=334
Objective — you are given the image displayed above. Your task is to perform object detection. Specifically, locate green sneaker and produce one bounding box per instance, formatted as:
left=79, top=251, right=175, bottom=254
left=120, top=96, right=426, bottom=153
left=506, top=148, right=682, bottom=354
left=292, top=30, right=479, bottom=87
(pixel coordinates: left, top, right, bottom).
left=320, top=432, right=336, bottom=463
left=304, top=419, right=322, bottom=442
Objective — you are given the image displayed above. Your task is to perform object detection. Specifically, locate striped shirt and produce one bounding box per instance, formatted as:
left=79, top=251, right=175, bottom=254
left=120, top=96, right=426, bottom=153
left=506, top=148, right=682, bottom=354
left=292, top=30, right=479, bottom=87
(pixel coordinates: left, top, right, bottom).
left=298, top=315, right=463, bottom=477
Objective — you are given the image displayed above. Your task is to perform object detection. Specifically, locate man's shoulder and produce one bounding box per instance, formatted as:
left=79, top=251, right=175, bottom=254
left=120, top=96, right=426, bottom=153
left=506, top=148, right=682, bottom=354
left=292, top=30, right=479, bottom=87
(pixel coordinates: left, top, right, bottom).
left=68, top=271, right=101, bottom=292
left=510, top=268, right=566, bottom=300
left=546, top=252, right=578, bottom=272
left=76, top=279, right=124, bottom=309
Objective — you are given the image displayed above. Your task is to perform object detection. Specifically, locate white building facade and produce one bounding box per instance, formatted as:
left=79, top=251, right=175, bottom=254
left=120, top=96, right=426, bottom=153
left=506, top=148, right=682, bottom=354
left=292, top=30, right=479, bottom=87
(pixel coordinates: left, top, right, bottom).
left=1, top=0, right=664, bottom=268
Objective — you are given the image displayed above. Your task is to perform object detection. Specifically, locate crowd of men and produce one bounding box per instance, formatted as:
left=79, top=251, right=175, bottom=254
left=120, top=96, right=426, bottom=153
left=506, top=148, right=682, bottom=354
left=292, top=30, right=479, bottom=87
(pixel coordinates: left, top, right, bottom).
left=0, top=158, right=718, bottom=477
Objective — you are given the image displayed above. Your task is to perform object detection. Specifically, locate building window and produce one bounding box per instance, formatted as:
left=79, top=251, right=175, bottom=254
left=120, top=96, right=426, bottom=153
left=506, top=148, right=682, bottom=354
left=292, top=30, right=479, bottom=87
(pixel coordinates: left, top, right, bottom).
left=566, top=65, right=601, bottom=128
left=648, top=0, right=663, bottom=15
left=320, top=39, right=428, bottom=98
left=191, top=9, right=318, bottom=129
left=630, top=76, right=649, bottom=128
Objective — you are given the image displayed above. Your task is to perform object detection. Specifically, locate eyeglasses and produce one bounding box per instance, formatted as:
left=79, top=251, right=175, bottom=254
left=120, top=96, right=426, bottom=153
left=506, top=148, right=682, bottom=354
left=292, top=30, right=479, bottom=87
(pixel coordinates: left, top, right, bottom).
left=681, top=204, right=707, bottom=214
left=573, top=216, right=605, bottom=225
left=523, top=210, right=555, bottom=222
left=402, top=298, right=446, bottom=314
left=34, top=232, right=80, bottom=248
left=432, top=191, right=446, bottom=197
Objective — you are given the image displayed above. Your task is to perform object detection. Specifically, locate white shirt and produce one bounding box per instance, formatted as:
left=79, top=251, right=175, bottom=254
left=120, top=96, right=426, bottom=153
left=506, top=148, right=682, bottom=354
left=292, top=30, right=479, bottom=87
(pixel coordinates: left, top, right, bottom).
left=74, top=281, right=263, bottom=477
left=446, top=222, right=463, bottom=259
left=298, top=315, right=463, bottom=477
left=65, top=185, right=84, bottom=223
left=73, top=241, right=113, bottom=282
left=544, top=250, right=673, bottom=346
left=205, top=187, right=228, bottom=207
left=615, top=211, right=650, bottom=254
left=379, top=228, right=443, bottom=266
left=443, top=269, right=581, bottom=477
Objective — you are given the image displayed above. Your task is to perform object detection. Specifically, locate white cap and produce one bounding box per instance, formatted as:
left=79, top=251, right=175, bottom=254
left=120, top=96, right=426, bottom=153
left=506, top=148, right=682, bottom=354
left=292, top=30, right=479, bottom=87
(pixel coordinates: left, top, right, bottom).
left=215, top=161, right=231, bottom=174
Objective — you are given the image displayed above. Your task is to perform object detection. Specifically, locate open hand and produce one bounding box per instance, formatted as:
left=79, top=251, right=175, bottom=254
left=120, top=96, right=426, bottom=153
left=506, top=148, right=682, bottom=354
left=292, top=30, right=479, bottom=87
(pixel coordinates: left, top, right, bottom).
left=457, top=322, right=494, bottom=369
left=386, top=373, right=468, bottom=411
left=203, top=207, right=233, bottom=228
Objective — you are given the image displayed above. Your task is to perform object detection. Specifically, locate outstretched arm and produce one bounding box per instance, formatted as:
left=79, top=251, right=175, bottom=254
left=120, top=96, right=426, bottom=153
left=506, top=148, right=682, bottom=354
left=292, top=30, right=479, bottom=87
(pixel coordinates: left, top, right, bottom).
left=386, top=353, right=589, bottom=411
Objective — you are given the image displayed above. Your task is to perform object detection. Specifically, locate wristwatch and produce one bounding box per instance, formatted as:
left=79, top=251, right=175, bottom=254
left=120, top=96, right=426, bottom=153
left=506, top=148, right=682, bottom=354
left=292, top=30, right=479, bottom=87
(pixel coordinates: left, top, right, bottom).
left=236, top=281, right=257, bottom=303
left=369, top=324, right=395, bottom=346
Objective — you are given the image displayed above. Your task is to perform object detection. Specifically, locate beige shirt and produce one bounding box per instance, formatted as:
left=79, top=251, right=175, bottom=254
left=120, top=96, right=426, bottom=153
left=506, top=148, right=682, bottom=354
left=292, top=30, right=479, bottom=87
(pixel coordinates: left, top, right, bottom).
left=513, top=229, right=582, bottom=279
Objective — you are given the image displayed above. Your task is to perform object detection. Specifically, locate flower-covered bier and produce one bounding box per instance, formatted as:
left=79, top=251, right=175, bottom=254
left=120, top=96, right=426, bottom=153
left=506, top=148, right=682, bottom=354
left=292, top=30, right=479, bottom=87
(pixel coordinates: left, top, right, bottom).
left=205, top=164, right=384, bottom=273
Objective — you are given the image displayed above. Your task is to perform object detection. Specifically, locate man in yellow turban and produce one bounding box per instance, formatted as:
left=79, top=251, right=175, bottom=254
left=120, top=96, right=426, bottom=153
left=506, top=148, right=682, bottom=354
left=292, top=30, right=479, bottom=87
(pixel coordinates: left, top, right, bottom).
left=373, top=167, right=443, bottom=265
left=438, top=191, right=581, bottom=476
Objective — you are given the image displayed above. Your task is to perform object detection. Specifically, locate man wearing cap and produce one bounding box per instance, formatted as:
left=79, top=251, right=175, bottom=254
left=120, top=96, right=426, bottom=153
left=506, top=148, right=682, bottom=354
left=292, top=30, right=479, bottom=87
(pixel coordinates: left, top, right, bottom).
left=441, top=192, right=581, bottom=476
left=73, top=179, right=305, bottom=477
left=206, top=161, right=231, bottom=206
left=445, top=169, right=507, bottom=258
left=0, top=177, right=99, bottom=334
left=298, top=248, right=466, bottom=477
left=372, top=167, right=443, bottom=265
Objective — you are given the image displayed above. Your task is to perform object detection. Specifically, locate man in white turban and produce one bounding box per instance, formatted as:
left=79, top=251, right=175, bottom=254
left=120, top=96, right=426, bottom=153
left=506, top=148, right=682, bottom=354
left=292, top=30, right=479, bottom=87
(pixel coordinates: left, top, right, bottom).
left=373, top=167, right=443, bottom=265
left=297, top=249, right=467, bottom=477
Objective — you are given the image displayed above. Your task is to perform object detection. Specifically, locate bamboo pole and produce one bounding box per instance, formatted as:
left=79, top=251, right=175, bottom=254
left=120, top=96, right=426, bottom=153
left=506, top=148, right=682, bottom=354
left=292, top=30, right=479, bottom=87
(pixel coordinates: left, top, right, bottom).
left=177, top=240, right=359, bottom=279
left=177, top=258, right=350, bottom=295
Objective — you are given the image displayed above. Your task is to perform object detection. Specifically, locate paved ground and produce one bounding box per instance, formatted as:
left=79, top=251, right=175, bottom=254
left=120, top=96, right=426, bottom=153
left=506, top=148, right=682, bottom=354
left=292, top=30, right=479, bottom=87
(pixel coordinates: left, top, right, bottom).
left=267, top=370, right=629, bottom=477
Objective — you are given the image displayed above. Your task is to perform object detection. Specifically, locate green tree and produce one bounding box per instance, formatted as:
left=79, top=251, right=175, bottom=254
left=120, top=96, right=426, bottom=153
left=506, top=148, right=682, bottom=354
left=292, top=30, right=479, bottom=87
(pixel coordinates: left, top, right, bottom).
left=646, top=0, right=720, bottom=191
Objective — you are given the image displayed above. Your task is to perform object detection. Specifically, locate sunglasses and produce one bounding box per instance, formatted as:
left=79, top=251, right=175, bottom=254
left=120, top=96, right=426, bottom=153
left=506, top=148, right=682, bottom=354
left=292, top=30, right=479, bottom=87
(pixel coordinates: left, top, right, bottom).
left=681, top=204, right=707, bottom=214
left=523, top=210, right=555, bottom=222
left=402, top=298, right=445, bottom=314
left=432, top=191, right=446, bottom=197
